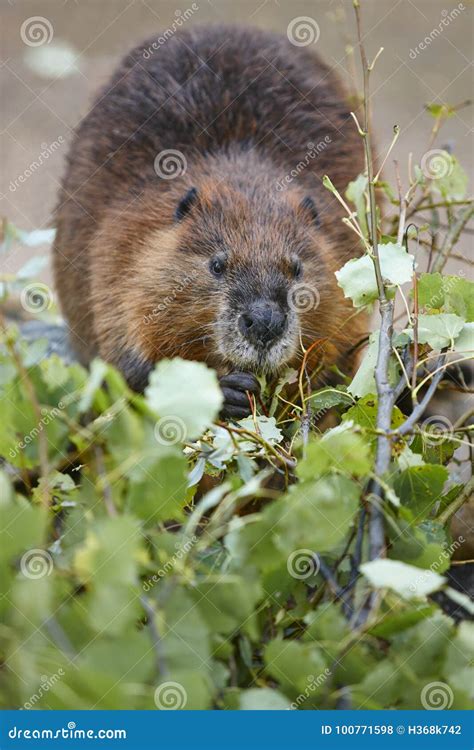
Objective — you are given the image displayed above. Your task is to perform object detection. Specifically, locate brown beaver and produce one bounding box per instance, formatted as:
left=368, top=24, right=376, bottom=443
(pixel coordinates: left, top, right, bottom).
left=53, top=24, right=365, bottom=417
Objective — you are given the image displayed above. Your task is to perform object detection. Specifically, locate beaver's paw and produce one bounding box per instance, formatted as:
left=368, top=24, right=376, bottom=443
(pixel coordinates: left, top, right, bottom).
left=219, top=372, right=260, bottom=420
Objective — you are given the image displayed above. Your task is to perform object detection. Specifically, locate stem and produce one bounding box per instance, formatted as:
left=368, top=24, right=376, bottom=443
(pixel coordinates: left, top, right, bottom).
left=394, top=160, right=407, bottom=246
left=140, top=596, right=168, bottom=677
left=371, top=299, right=394, bottom=559
left=353, top=1, right=385, bottom=301
left=437, top=477, right=474, bottom=525
left=431, top=204, right=474, bottom=273
left=396, top=352, right=447, bottom=436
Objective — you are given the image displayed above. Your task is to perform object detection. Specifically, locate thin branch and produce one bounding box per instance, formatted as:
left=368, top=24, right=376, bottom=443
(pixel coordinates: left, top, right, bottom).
left=437, top=477, right=474, bottom=525
left=353, top=1, right=393, bottom=566
left=396, top=352, right=447, bottom=436
left=394, top=160, right=407, bottom=246
left=140, top=595, right=168, bottom=677
left=431, top=204, right=474, bottom=273
left=353, top=0, right=385, bottom=301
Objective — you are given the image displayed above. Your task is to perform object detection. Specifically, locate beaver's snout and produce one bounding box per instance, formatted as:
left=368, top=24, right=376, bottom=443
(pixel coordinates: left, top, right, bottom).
left=238, top=301, right=287, bottom=349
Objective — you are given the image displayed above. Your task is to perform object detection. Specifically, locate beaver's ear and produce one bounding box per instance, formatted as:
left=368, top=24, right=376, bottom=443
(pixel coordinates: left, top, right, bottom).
left=175, top=187, right=198, bottom=221
left=300, top=196, right=320, bottom=228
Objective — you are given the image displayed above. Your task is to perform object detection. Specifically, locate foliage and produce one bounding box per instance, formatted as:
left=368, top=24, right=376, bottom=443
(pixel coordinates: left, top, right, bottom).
left=0, top=10, right=473, bottom=712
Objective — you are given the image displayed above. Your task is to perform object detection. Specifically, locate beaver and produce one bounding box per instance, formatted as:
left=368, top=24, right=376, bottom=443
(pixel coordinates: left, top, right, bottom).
left=53, top=24, right=365, bottom=417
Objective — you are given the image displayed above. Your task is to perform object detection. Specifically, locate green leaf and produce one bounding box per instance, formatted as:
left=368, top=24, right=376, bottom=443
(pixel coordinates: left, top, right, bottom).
left=411, top=313, right=465, bottom=349
left=345, top=173, right=368, bottom=237
left=370, top=604, right=437, bottom=638
left=308, top=387, right=353, bottom=411
left=454, top=322, right=473, bottom=353
left=417, top=273, right=474, bottom=321
left=335, top=243, right=415, bottom=308
left=360, top=559, right=446, bottom=599
left=237, top=415, right=283, bottom=444
left=348, top=332, right=399, bottom=398
left=297, top=429, right=372, bottom=480
left=433, top=153, right=468, bottom=200
left=342, top=395, right=404, bottom=433
left=425, top=103, right=454, bottom=119
left=264, top=639, right=328, bottom=695
left=160, top=588, right=211, bottom=675
left=239, top=688, right=292, bottom=710
left=191, top=575, right=262, bottom=638
left=274, top=475, right=361, bottom=555
left=394, top=465, right=448, bottom=519
left=145, top=358, right=223, bottom=440
left=127, top=451, right=188, bottom=524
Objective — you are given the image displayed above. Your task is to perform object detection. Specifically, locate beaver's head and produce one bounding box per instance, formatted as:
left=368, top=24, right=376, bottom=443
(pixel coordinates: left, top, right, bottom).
left=113, top=171, right=336, bottom=387
left=165, top=182, right=325, bottom=374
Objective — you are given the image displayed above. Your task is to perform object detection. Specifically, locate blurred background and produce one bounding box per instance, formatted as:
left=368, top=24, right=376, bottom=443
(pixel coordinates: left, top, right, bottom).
left=1, top=0, right=473, bottom=276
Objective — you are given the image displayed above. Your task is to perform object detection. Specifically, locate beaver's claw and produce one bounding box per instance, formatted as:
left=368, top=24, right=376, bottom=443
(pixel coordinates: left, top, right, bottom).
left=219, top=371, right=260, bottom=420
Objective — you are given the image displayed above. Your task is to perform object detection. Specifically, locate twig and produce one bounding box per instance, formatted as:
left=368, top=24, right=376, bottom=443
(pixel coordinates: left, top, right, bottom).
left=353, top=1, right=385, bottom=301
left=345, top=506, right=367, bottom=606
left=94, top=445, right=117, bottom=517
left=437, top=477, right=474, bottom=525
left=394, top=160, right=407, bottom=246
left=454, top=407, right=474, bottom=430
left=393, top=345, right=414, bottom=401
left=431, top=204, right=474, bottom=273
left=140, top=595, right=168, bottom=677
left=352, top=1, right=396, bottom=620
left=407, top=225, right=420, bottom=396
left=396, top=351, right=447, bottom=436
left=318, top=558, right=353, bottom=619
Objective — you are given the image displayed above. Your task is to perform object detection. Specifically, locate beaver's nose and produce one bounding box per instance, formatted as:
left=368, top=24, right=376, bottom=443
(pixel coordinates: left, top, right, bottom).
left=238, top=302, right=287, bottom=347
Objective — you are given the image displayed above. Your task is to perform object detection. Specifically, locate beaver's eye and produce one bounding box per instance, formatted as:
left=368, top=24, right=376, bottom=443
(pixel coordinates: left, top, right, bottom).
left=210, top=257, right=226, bottom=277
left=290, top=256, right=303, bottom=280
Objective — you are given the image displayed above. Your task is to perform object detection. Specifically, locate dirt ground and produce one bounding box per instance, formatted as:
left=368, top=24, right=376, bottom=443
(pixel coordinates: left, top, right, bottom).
left=1, top=0, right=472, bottom=277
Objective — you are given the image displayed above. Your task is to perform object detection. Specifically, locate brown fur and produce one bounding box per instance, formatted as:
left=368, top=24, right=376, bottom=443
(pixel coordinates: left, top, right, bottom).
left=53, top=24, right=366, bottom=384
